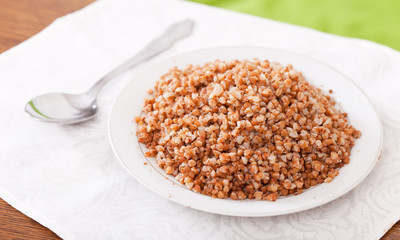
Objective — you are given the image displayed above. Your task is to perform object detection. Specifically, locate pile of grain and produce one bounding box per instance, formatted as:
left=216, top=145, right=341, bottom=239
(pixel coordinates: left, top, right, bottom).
left=136, top=59, right=361, bottom=201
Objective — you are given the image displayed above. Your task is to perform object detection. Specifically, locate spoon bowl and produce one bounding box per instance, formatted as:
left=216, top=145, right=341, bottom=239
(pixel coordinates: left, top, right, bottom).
left=25, top=93, right=97, bottom=124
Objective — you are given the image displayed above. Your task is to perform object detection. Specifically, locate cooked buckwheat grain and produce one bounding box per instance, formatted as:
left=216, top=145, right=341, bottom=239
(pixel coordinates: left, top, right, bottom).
left=136, top=59, right=361, bottom=201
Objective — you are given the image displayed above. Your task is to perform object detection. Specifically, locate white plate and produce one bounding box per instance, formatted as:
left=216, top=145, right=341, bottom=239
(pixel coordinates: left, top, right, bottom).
left=108, top=47, right=383, bottom=217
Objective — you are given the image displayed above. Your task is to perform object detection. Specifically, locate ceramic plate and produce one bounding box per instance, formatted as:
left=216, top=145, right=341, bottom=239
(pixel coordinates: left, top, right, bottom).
left=108, top=47, right=383, bottom=217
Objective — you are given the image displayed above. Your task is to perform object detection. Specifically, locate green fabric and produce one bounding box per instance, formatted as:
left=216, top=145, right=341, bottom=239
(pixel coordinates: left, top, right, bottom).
left=189, top=0, right=400, bottom=51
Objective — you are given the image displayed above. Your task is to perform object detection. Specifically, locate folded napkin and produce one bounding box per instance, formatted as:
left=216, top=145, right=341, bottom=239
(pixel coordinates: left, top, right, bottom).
left=0, top=0, right=399, bottom=239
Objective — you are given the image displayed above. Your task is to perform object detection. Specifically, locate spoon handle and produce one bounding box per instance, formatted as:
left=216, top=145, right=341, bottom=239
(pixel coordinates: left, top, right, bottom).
left=86, top=19, right=194, bottom=98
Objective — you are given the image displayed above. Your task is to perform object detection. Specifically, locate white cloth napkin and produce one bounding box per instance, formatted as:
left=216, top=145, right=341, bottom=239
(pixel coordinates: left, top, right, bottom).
left=0, top=0, right=399, bottom=239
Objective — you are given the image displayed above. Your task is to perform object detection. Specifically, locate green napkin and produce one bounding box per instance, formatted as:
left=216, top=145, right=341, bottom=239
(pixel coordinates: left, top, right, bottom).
left=190, top=0, right=400, bottom=51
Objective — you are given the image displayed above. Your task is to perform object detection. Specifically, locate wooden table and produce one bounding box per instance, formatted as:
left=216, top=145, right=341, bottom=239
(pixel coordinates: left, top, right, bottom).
left=0, top=0, right=398, bottom=239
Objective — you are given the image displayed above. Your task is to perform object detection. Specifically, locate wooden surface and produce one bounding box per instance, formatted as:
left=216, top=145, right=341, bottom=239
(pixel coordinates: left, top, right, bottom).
left=0, top=0, right=94, bottom=53
left=0, top=0, right=398, bottom=239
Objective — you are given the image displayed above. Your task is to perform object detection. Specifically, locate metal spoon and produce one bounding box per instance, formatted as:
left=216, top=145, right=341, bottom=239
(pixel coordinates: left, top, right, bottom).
left=25, top=19, right=194, bottom=124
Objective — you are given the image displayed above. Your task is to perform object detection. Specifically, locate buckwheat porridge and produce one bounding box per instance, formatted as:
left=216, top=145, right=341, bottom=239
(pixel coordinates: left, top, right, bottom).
left=135, top=59, right=361, bottom=201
